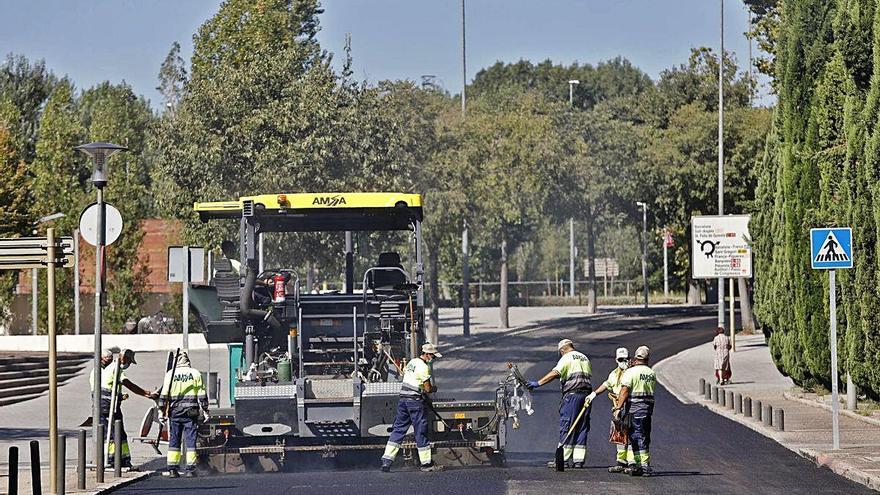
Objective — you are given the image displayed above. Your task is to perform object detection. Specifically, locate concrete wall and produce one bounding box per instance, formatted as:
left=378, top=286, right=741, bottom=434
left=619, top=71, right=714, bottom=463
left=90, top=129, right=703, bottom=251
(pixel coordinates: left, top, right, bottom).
left=0, top=332, right=227, bottom=353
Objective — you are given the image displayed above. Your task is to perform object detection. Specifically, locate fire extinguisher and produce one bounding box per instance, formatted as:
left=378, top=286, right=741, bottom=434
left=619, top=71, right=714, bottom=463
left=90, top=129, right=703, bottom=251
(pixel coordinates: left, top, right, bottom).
left=273, top=273, right=286, bottom=304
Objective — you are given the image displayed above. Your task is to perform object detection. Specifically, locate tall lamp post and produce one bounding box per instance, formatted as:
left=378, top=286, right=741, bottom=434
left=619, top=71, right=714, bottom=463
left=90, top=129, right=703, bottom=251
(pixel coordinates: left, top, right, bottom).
left=31, top=213, right=65, bottom=335
left=637, top=202, right=648, bottom=308
left=75, top=141, right=127, bottom=482
left=717, top=0, right=726, bottom=327
left=568, top=79, right=579, bottom=298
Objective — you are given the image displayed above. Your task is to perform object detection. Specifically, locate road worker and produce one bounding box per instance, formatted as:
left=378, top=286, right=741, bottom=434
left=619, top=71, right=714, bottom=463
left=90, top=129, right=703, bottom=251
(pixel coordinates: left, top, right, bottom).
left=527, top=338, right=593, bottom=469
left=615, top=345, right=656, bottom=477
left=381, top=343, right=444, bottom=473
left=89, top=348, right=156, bottom=469
left=158, top=351, right=209, bottom=478
left=589, top=347, right=634, bottom=472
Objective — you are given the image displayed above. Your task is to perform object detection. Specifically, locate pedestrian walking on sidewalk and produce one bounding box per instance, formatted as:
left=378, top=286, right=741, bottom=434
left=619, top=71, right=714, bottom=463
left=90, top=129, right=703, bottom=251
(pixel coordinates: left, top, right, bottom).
left=158, top=351, right=209, bottom=478
left=713, top=326, right=732, bottom=385
left=590, top=347, right=635, bottom=472
left=527, top=338, right=593, bottom=469
left=615, top=345, right=656, bottom=477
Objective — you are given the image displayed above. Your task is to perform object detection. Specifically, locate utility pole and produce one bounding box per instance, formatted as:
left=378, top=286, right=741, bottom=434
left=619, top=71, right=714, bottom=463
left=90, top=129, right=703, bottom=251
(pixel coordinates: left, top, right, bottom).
left=663, top=230, right=669, bottom=300
left=718, top=0, right=726, bottom=328
left=568, top=79, right=579, bottom=299
left=637, top=202, right=648, bottom=308
left=461, top=0, right=470, bottom=337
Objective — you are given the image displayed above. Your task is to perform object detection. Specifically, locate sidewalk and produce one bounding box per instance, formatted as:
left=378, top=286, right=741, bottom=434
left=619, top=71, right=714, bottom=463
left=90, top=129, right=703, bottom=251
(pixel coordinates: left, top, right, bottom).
left=656, top=332, right=880, bottom=492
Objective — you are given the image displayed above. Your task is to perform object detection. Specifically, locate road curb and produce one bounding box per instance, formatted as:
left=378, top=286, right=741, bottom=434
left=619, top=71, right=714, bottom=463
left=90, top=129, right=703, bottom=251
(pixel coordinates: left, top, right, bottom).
left=798, top=447, right=880, bottom=492
left=78, top=471, right=151, bottom=494
left=653, top=349, right=696, bottom=405
left=782, top=391, right=880, bottom=429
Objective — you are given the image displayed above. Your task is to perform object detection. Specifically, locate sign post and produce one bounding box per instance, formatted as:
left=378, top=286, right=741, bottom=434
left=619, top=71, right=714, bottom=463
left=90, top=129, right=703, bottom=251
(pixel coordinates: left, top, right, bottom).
left=0, top=234, right=73, bottom=494
left=168, top=246, right=205, bottom=350
left=810, top=227, right=853, bottom=451
left=663, top=230, right=674, bottom=300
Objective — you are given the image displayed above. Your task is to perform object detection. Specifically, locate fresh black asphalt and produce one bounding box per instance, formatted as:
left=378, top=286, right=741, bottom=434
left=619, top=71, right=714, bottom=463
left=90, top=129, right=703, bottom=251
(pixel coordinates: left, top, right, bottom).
left=117, top=306, right=874, bottom=494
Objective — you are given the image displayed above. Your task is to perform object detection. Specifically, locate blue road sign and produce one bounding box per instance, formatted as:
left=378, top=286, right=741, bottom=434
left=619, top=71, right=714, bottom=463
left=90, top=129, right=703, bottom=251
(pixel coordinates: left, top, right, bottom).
left=810, top=228, right=853, bottom=270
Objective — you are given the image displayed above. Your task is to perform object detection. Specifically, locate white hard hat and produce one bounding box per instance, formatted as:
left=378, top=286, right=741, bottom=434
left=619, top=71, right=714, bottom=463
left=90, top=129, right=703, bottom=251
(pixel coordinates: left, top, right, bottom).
left=616, top=347, right=629, bottom=360
left=557, top=339, right=574, bottom=351
left=421, top=343, right=442, bottom=358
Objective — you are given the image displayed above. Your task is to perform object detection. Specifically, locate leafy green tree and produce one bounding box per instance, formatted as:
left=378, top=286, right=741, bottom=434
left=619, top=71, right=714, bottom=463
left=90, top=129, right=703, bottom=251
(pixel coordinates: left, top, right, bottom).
left=157, top=41, right=188, bottom=114
left=0, top=99, right=31, bottom=325
left=30, top=79, right=87, bottom=332
left=81, top=82, right=156, bottom=331
left=0, top=54, right=56, bottom=160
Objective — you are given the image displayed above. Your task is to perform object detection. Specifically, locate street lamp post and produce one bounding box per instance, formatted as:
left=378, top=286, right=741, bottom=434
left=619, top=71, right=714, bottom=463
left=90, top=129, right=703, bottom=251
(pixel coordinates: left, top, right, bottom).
left=637, top=202, right=648, bottom=308
left=74, top=141, right=127, bottom=483
left=568, top=79, right=579, bottom=299
left=718, top=0, right=726, bottom=328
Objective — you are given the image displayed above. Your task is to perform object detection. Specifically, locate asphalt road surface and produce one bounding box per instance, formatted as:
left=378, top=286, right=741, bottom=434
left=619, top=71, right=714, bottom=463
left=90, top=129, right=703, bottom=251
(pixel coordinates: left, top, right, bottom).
left=118, top=307, right=872, bottom=494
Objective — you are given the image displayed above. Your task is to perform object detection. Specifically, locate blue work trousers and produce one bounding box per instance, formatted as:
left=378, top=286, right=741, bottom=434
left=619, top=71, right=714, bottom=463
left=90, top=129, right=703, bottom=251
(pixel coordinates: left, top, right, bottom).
left=388, top=399, right=429, bottom=448
left=558, top=392, right=591, bottom=463
left=382, top=398, right=432, bottom=466
left=167, top=417, right=198, bottom=471
left=627, top=405, right=653, bottom=468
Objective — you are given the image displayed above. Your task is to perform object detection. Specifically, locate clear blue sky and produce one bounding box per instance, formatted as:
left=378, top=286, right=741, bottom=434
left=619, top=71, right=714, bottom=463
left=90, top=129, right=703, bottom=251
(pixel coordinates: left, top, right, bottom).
left=0, top=0, right=772, bottom=109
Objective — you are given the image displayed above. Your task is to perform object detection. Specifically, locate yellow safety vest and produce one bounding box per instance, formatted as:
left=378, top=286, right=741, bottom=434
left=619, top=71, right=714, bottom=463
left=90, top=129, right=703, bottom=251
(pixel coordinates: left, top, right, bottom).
left=158, top=366, right=208, bottom=418
left=553, top=350, right=592, bottom=395
left=400, top=358, right=431, bottom=399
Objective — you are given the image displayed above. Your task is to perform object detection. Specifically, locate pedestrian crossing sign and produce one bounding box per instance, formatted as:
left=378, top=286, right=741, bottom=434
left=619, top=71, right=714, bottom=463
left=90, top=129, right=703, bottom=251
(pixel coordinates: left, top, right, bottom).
left=810, top=228, right=853, bottom=270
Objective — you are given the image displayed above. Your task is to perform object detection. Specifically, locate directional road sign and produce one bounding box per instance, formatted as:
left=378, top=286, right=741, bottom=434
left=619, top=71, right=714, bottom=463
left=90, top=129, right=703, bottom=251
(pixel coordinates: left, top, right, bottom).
left=691, top=215, right=753, bottom=278
left=0, top=237, right=74, bottom=270
left=810, top=228, right=853, bottom=270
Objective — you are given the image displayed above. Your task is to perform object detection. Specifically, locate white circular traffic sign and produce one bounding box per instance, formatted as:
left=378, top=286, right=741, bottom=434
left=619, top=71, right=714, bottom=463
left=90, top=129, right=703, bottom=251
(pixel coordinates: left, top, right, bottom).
left=79, top=202, right=124, bottom=246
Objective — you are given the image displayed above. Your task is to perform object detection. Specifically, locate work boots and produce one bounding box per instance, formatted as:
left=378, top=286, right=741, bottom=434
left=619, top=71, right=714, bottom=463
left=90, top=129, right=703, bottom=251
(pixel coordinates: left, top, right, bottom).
left=419, top=462, right=445, bottom=472
left=166, top=468, right=180, bottom=478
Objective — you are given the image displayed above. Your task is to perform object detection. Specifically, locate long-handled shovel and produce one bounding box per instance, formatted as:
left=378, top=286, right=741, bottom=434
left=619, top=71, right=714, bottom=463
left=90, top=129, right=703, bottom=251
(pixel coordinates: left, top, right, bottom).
left=555, top=396, right=593, bottom=472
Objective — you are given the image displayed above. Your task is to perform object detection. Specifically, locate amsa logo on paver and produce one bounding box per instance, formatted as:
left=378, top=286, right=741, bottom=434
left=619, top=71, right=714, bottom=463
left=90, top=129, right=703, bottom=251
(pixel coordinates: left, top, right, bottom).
left=312, top=195, right=347, bottom=207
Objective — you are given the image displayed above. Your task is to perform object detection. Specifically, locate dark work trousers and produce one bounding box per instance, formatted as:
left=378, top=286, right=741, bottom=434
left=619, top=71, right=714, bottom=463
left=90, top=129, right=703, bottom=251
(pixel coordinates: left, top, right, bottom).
left=382, top=398, right=431, bottom=466
left=627, top=404, right=653, bottom=468
left=167, top=417, right=198, bottom=472
left=558, top=392, right=591, bottom=464
left=99, top=398, right=130, bottom=466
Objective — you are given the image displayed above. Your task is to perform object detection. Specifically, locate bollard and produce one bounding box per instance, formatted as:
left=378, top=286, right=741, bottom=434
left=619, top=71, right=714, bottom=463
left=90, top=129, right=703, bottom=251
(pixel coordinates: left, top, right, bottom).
left=114, top=419, right=122, bottom=478
left=775, top=408, right=785, bottom=432
left=712, top=386, right=719, bottom=403
left=755, top=400, right=763, bottom=422
left=735, top=393, right=742, bottom=414
left=744, top=397, right=752, bottom=418
left=77, top=429, right=86, bottom=490
left=705, top=381, right=712, bottom=400
left=720, top=388, right=726, bottom=406
left=97, top=424, right=105, bottom=483
left=763, top=404, right=773, bottom=427
left=58, top=434, right=66, bottom=495
left=699, top=378, right=706, bottom=396
left=727, top=391, right=735, bottom=410
left=29, top=440, right=41, bottom=495
left=8, top=446, right=19, bottom=495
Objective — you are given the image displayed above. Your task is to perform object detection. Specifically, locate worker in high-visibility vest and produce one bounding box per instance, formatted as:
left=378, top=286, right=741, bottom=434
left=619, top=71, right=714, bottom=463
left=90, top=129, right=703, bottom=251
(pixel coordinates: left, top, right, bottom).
left=527, top=338, right=593, bottom=469
left=590, top=347, right=634, bottom=472
left=89, top=348, right=156, bottom=469
left=615, top=345, right=656, bottom=477
left=158, top=351, right=209, bottom=478
left=381, top=343, right=445, bottom=473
